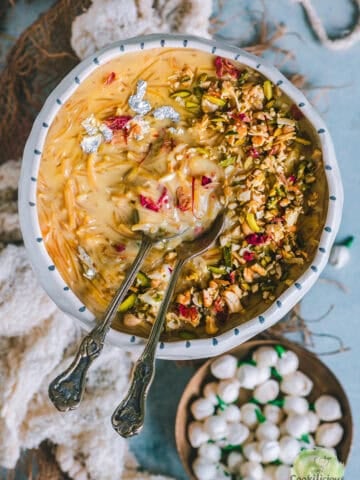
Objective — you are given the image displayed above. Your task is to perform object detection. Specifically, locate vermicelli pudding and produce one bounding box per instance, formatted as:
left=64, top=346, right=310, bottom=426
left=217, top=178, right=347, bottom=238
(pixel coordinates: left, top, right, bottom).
left=37, top=48, right=327, bottom=340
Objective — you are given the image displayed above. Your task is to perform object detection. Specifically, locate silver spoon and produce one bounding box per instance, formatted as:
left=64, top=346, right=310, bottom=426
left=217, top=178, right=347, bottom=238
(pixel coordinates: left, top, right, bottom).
left=48, top=229, right=182, bottom=412
left=111, top=211, right=225, bottom=437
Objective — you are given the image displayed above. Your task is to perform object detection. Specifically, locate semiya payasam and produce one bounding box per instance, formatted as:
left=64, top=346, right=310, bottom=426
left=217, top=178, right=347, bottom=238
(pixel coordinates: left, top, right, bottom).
left=37, top=48, right=327, bottom=340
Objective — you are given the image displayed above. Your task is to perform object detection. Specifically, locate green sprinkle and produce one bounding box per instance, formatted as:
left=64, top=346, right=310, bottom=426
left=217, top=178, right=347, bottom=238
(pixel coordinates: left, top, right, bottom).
left=309, top=402, right=316, bottom=412
left=255, top=408, right=266, bottom=423
left=271, top=367, right=283, bottom=381
left=216, top=395, right=228, bottom=411
left=274, top=344, right=287, bottom=358
left=268, top=398, right=285, bottom=407
left=223, top=246, right=232, bottom=268
left=221, top=444, right=243, bottom=452
left=299, top=434, right=311, bottom=444
left=208, top=265, right=227, bottom=275
left=249, top=397, right=261, bottom=405
left=219, top=156, right=236, bottom=167
left=270, top=459, right=282, bottom=466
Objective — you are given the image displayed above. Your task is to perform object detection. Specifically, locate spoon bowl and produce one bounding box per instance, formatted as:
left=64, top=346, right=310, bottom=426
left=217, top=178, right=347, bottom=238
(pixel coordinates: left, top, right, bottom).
left=111, top=211, right=225, bottom=437
left=48, top=224, right=186, bottom=412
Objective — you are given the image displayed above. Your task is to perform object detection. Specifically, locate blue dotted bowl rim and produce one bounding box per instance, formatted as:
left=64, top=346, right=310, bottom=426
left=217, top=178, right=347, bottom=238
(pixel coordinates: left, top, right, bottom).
left=18, top=34, right=343, bottom=360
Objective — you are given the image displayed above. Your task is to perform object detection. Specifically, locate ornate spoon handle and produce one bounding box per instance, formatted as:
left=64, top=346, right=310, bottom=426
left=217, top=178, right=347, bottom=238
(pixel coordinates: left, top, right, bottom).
left=111, top=258, right=185, bottom=437
left=48, top=236, right=153, bottom=412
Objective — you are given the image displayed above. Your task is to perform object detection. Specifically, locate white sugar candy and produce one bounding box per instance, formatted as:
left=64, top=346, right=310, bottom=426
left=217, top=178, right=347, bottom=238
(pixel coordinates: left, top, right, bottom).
left=315, top=422, right=344, bottom=448
left=237, top=364, right=259, bottom=389
left=210, top=354, right=237, bottom=379
left=281, top=371, right=313, bottom=396
left=191, top=397, right=215, bottom=420
left=218, top=404, right=241, bottom=423
left=284, top=413, right=310, bottom=438
left=192, top=457, right=217, bottom=480
left=198, top=443, right=221, bottom=462
left=278, top=436, right=301, bottom=464
left=188, top=421, right=210, bottom=448
left=283, top=395, right=309, bottom=415
left=256, top=421, right=280, bottom=441
left=315, top=394, right=342, bottom=421
left=243, top=442, right=262, bottom=462
left=259, top=440, right=280, bottom=463
left=204, top=415, right=228, bottom=440
left=240, top=402, right=259, bottom=428
left=227, top=451, right=244, bottom=473
left=306, top=411, right=320, bottom=432
left=217, top=379, right=240, bottom=403
left=240, top=461, right=264, bottom=480
left=225, top=422, right=249, bottom=445
left=276, top=350, right=299, bottom=376
left=264, top=404, right=283, bottom=424
left=253, top=379, right=279, bottom=404
left=252, top=346, right=278, bottom=367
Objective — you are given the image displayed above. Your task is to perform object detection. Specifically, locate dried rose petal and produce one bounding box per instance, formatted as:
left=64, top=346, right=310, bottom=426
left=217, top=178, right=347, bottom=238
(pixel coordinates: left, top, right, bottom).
left=213, top=296, right=225, bottom=313
left=249, top=148, right=259, bottom=158
left=158, top=187, right=169, bottom=205
left=288, top=175, right=297, bottom=184
left=243, top=251, right=255, bottom=262
left=246, top=233, right=268, bottom=245
left=229, top=271, right=236, bottom=284
left=105, top=115, right=132, bottom=131
left=231, top=112, right=250, bottom=123
left=114, top=243, right=126, bottom=253
left=201, top=176, right=212, bottom=186
left=139, top=187, right=168, bottom=212
left=105, top=72, right=116, bottom=85
left=178, top=304, right=199, bottom=321
left=140, top=195, right=160, bottom=212
left=215, top=56, right=240, bottom=79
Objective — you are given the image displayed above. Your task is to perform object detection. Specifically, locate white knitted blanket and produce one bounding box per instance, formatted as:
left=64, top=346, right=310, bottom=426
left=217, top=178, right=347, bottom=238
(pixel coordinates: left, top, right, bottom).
left=0, top=1, right=213, bottom=478
left=0, top=160, right=173, bottom=480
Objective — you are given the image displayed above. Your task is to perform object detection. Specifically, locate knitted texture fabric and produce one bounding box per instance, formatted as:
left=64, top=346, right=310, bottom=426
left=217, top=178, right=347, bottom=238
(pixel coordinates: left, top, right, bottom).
left=71, top=0, right=211, bottom=59
left=0, top=160, right=174, bottom=480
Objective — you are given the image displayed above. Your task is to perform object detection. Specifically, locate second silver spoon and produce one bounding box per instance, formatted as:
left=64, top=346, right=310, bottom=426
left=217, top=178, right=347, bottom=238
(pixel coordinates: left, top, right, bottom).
left=111, top=211, right=225, bottom=437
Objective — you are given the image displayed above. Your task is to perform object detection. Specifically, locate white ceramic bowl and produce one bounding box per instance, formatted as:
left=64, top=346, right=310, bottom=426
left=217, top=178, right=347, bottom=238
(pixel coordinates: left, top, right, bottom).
left=19, top=34, right=343, bottom=360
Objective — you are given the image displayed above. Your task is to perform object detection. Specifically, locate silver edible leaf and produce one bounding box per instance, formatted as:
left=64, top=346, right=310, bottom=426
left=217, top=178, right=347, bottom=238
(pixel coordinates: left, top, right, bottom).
left=129, top=79, right=152, bottom=115
left=99, top=123, right=113, bottom=142
left=80, top=134, right=103, bottom=153
left=78, top=246, right=97, bottom=280
left=152, top=106, right=180, bottom=123
left=81, top=114, right=99, bottom=136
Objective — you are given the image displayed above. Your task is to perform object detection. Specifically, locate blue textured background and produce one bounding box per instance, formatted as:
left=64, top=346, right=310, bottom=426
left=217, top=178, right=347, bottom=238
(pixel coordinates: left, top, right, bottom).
left=1, top=0, right=359, bottom=478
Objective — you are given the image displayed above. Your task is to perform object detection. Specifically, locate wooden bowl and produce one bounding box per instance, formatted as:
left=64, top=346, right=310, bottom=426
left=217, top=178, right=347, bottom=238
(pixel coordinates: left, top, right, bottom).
left=175, top=338, right=353, bottom=480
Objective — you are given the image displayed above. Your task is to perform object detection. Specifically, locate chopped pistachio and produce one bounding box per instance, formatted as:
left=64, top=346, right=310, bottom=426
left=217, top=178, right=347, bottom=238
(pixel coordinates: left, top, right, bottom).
left=170, top=89, right=192, bottom=98
left=118, top=293, right=137, bottom=312
left=263, top=80, right=273, bottom=100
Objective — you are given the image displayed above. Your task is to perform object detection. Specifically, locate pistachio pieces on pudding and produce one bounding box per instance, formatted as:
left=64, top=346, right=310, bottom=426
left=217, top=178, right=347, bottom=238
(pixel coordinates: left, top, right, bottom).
left=37, top=48, right=326, bottom=339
